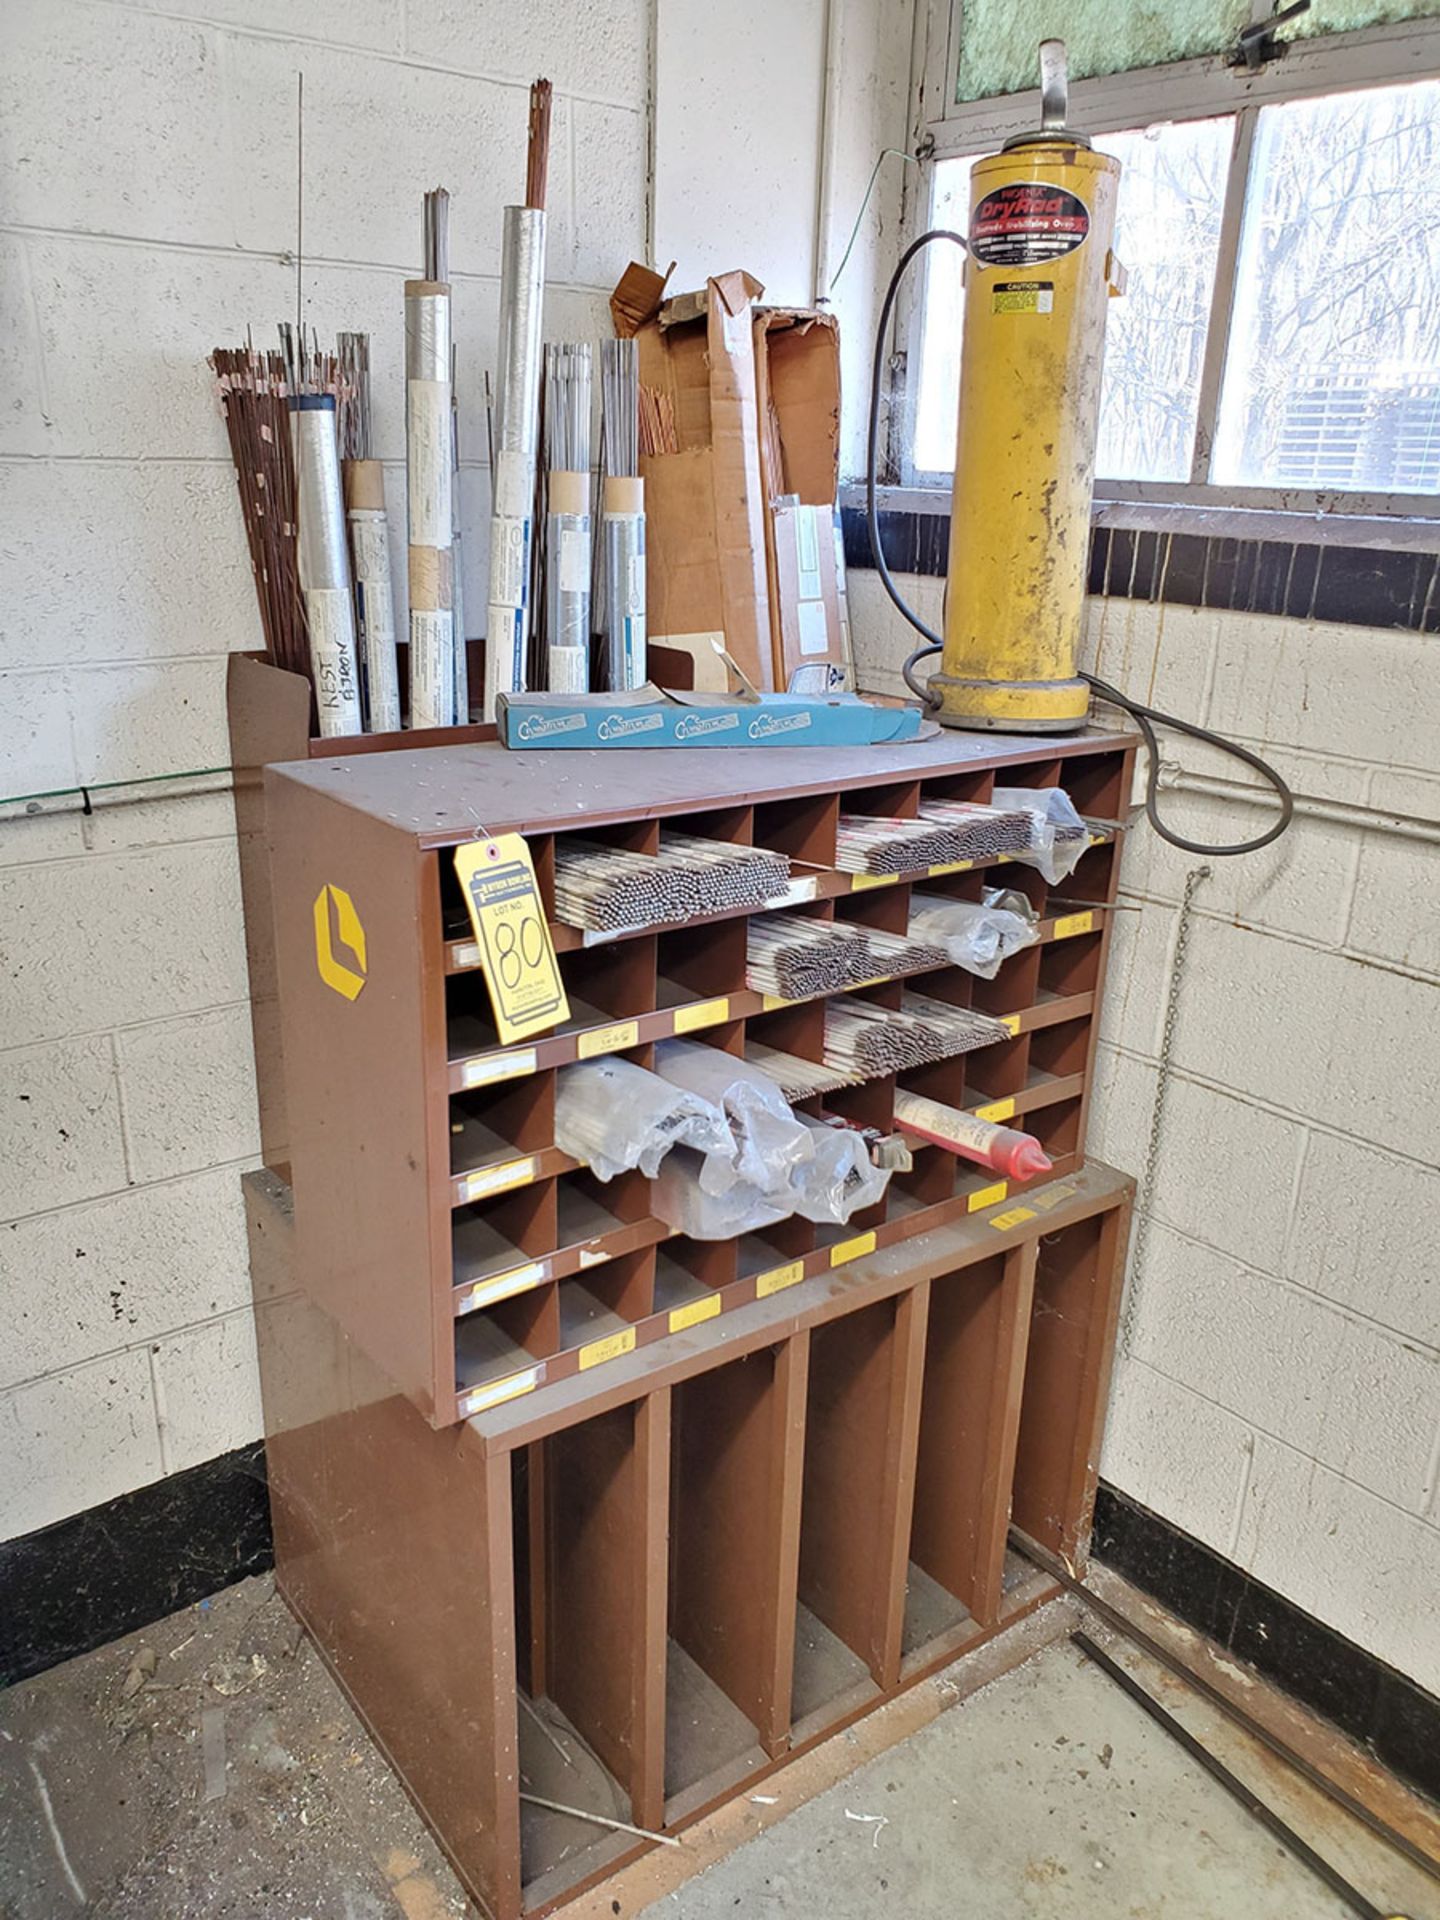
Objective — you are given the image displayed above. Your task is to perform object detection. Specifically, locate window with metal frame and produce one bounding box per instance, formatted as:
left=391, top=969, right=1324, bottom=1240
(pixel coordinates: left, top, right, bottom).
left=901, top=14, right=1440, bottom=518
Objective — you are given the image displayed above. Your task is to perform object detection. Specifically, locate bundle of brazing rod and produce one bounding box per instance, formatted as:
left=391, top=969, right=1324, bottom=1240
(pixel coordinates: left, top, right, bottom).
left=745, top=916, right=950, bottom=1000
left=834, top=800, right=1037, bottom=877
left=211, top=345, right=306, bottom=682
left=822, top=992, right=1011, bottom=1079
left=554, top=835, right=791, bottom=933
left=485, top=79, right=552, bottom=719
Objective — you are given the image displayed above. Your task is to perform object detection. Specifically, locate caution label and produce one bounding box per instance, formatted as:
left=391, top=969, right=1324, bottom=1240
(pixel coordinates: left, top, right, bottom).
left=454, top=836, right=569, bottom=1045
left=992, top=279, right=1054, bottom=315
left=971, top=184, right=1089, bottom=268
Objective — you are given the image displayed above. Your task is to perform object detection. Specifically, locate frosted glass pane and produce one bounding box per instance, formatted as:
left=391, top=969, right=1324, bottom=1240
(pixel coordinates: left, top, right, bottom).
left=955, top=0, right=1247, bottom=103
left=954, top=0, right=1440, bottom=102
left=1094, top=120, right=1232, bottom=481
left=1213, top=80, right=1440, bottom=491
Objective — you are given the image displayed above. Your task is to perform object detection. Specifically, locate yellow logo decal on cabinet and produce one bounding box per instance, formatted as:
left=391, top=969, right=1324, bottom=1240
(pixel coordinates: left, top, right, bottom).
left=313, top=884, right=367, bottom=1000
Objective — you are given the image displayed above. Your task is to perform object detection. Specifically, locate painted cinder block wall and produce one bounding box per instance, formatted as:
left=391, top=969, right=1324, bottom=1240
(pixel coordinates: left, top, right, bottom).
left=0, top=0, right=911, bottom=1541
left=851, top=569, right=1440, bottom=1688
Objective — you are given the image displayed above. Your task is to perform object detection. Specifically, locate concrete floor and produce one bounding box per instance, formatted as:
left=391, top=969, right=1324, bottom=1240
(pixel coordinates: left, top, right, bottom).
left=1, top=1574, right=1434, bottom=1920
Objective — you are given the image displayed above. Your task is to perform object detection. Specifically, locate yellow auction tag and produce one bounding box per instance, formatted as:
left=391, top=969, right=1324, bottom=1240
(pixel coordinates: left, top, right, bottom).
left=669, top=1294, right=721, bottom=1332
left=454, top=836, right=568, bottom=1044
left=579, top=1327, right=636, bottom=1370
left=1053, top=910, right=1094, bottom=939
left=974, top=1097, right=1016, bottom=1124
left=756, top=1260, right=805, bottom=1298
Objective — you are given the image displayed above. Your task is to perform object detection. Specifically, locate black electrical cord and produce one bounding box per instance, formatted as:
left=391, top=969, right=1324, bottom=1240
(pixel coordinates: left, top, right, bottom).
left=867, top=228, right=1295, bottom=856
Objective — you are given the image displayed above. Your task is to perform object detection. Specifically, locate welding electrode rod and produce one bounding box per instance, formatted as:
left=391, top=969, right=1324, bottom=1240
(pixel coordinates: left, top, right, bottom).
left=834, top=803, right=1035, bottom=876
left=822, top=993, right=1010, bottom=1079
left=1070, top=1635, right=1390, bottom=1920
left=554, top=836, right=790, bottom=934
left=544, top=342, right=592, bottom=694
left=600, top=337, right=646, bottom=691
left=484, top=80, right=551, bottom=719
left=212, top=346, right=307, bottom=681
left=337, top=332, right=401, bottom=733
left=745, top=916, right=950, bottom=1001
left=289, top=356, right=363, bottom=737
left=406, top=189, right=456, bottom=728
left=451, top=341, right=469, bottom=723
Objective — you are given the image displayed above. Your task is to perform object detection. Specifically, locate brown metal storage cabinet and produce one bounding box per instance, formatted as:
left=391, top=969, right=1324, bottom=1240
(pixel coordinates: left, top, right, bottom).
left=252, top=728, right=1138, bottom=1916
left=263, top=730, right=1134, bottom=1429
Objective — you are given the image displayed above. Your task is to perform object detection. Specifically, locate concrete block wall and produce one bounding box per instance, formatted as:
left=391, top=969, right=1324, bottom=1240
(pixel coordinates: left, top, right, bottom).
left=0, top=0, right=649, bottom=1543
left=0, top=0, right=907, bottom=1553
left=851, top=573, right=1440, bottom=1686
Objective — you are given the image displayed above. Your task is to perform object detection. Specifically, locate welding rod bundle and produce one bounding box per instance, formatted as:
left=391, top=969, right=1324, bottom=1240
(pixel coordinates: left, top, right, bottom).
left=337, top=332, right=401, bottom=733
left=485, top=79, right=552, bottom=719
left=406, top=189, right=457, bottom=728
left=544, top=342, right=593, bottom=694
left=284, top=333, right=364, bottom=738
left=599, top=337, right=646, bottom=691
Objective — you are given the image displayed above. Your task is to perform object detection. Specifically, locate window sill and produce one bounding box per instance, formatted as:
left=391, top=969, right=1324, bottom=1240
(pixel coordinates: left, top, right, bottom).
left=837, top=481, right=1440, bottom=554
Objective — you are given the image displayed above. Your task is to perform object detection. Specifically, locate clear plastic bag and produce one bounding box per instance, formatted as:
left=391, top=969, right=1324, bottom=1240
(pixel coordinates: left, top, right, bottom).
left=788, top=1115, right=891, bottom=1224
left=907, top=892, right=1039, bottom=980
left=991, top=785, right=1088, bottom=885
left=650, top=1148, right=791, bottom=1240
left=654, top=1039, right=814, bottom=1196
left=554, top=1056, right=731, bottom=1181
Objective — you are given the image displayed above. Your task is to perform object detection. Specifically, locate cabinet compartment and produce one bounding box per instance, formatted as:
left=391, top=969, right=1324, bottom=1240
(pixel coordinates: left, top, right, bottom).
left=903, top=1248, right=1035, bottom=1670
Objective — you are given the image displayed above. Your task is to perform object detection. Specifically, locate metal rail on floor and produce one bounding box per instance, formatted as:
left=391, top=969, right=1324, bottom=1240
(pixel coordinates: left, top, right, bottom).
left=1011, top=1533, right=1439, bottom=1892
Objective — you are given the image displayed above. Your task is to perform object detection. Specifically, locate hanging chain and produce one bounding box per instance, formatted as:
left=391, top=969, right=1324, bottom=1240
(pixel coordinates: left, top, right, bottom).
left=1120, top=864, right=1211, bottom=1352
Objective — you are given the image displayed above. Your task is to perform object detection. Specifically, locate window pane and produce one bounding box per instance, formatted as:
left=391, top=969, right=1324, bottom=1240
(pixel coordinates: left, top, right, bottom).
left=1094, top=119, right=1233, bottom=481
left=1214, top=80, right=1440, bottom=492
left=911, top=158, right=970, bottom=474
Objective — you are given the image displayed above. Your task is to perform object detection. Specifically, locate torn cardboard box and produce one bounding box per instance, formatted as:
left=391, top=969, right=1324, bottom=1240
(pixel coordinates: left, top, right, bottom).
left=632, top=270, right=775, bottom=692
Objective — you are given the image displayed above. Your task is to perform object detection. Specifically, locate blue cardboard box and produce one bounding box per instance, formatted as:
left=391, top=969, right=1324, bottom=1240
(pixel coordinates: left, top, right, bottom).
left=497, top=685, right=930, bottom=749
